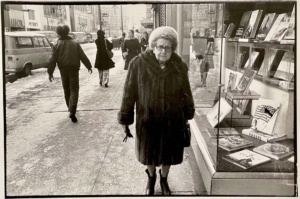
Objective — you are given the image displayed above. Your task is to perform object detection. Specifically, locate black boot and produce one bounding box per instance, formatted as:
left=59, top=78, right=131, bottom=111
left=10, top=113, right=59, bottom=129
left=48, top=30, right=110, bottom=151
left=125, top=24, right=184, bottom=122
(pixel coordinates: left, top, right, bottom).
left=159, top=169, right=171, bottom=195
left=145, top=169, right=156, bottom=195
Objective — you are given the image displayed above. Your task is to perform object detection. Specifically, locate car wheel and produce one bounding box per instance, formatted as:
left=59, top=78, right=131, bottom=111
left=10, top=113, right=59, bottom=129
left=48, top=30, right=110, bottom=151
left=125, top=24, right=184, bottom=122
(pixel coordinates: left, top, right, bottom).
left=22, top=64, right=32, bottom=77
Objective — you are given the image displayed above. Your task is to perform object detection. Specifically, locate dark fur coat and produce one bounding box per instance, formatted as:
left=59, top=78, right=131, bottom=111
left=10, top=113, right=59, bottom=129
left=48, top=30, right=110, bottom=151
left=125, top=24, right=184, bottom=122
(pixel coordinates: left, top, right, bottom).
left=118, top=49, right=195, bottom=166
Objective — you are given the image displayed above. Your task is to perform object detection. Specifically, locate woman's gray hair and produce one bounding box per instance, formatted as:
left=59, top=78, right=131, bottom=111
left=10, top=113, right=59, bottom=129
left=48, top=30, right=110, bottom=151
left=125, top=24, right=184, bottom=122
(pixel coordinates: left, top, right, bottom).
left=148, top=26, right=178, bottom=51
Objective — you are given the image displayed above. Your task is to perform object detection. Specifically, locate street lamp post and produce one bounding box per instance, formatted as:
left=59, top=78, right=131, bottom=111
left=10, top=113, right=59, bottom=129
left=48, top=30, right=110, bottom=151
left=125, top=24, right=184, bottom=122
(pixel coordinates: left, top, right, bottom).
left=98, top=5, right=102, bottom=30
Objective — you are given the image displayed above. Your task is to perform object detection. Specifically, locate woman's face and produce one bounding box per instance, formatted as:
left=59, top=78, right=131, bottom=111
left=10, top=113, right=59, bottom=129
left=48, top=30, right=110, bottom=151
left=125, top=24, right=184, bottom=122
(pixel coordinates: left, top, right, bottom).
left=128, top=31, right=133, bottom=38
left=153, top=38, right=172, bottom=64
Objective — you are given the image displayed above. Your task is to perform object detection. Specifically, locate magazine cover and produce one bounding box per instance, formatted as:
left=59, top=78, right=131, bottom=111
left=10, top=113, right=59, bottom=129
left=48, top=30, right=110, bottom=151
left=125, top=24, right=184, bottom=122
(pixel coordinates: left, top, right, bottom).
left=236, top=99, right=249, bottom=115
left=224, top=23, right=235, bottom=37
left=223, top=149, right=271, bottom=169
left=235, top=68, right=257, bottom=94
left=284, top=5, right=295, bottom=40
left=251, top=98, right=281, bottom=134
left=219, top=136, right=253, bottom=152
left=270, top=13, right=290, bottom=42
left=274, top=51, right=294, bottom=81
left=227, top=72, right=237, bottom=90
left=244, top=51, right=259, bottom=69
left=264, top=13, right=288, bottom=41
left=243, top=10, right=262, bottom=38
left=206, top=97, right=232, bottom=128
left=256, top=13, right=277, bottom=40
left=235, top=11, right=252, bottom=38
left=258, top=49, right=278, bottom=76
left=253, top=143, right=294, bottom=160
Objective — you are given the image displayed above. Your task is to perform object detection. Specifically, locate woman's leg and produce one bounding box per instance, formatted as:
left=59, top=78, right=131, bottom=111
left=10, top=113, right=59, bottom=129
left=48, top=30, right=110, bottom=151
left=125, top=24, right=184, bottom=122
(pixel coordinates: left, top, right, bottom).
left=145, top=165, right=157, bottom=195
left=159, top=165, right=171, bottom=195
left=98, top=69, right=103, bottom=85
left=103, top=70, right=109, bottom=87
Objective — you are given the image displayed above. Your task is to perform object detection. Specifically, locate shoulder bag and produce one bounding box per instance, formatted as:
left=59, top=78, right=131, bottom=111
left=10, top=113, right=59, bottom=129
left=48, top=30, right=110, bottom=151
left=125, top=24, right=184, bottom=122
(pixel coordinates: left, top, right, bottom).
left=105, top=39, right=114, bottom=59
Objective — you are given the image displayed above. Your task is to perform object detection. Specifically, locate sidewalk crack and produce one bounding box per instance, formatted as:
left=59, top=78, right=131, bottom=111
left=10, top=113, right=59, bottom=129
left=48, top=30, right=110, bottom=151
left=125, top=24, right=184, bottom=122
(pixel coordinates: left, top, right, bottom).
left=90, top=136, right=113, bottom=194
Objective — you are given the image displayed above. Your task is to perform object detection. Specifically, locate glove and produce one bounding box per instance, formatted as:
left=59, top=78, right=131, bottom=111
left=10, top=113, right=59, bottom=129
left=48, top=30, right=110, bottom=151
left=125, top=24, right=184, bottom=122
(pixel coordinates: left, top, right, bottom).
left=49, top=74, right=54, bottom=82
left=123, top=125, right=133, bottom=142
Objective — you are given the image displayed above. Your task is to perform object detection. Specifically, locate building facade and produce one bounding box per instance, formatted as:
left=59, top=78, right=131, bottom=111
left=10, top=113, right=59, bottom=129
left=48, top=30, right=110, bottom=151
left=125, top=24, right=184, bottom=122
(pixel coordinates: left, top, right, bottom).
left=69, top=5, right=97, bottom=32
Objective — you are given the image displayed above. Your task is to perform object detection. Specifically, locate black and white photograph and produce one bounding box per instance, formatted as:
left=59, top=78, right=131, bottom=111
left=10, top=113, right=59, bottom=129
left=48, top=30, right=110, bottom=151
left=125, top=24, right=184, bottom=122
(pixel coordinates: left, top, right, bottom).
left=1, top=0, right=297, bottom=198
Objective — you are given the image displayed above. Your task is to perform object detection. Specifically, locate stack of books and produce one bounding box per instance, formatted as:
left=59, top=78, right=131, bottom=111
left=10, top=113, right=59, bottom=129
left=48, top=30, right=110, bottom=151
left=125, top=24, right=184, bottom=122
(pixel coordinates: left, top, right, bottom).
left=242, top=128, right=287, bottom=142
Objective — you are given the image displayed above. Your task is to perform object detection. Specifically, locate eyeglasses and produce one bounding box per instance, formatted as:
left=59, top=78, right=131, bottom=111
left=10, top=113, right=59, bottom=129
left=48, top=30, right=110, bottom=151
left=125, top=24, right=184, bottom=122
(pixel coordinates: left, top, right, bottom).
left=155, top=45, right=172, bottom=52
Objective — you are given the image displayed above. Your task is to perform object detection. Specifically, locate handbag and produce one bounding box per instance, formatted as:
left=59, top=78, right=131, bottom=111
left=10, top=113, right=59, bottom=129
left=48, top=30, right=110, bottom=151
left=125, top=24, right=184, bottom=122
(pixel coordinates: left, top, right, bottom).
left=183, top=122, right=191, bottom=147
left=105, top=39, right=114, bottom=58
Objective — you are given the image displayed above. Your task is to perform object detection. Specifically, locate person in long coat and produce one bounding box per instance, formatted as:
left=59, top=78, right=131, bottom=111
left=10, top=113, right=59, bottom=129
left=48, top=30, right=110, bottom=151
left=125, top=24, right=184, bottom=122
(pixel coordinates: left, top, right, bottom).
left=122, top=29, right=141, bottom=70
left=94, top=30, right=115, bottom=87
left=118, top=26, right=195, bottom=195
left=140, top=31, right=149, bottom=52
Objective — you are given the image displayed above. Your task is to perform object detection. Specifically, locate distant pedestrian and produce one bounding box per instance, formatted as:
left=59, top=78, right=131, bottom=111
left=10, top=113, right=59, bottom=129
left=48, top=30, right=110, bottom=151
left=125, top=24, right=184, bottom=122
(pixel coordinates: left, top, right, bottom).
left=118, top=26, right=195, bottom=195
left=134, top=29, right=142, bottom=43
left=122, top=29, right=141, bottom=70
left=94, top=30, right=115, bottom=87
left=47, top=25, right=92, bottom=123
left=196, top=54, right=209, bottom=87
left=140, top=31, right=149, bottom=52
left=119, top=32, right=126, bottom=59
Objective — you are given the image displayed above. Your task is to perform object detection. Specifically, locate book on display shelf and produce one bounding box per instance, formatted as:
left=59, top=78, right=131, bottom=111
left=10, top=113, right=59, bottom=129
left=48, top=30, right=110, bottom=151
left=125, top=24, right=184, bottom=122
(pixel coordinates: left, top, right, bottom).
left=225, top=23, right=235, bottom=38
left=235, top=11, right=252, bottom=38
left=283, top=4, right=295, bottom=40
left=250, top=98, right=280, bottom=134
left=256, top=13, right=277, bottom=40
left=219, top=136, right=254, bottom=152
left=242, top=129, right=287, bottom=142
left=274, top=51, right=294, bottom=82
left=236, top=99, right=250, bottom=115
left=227, top=72, right=237, bottom=91
left=234, top=68, right=257, bottom=94
left=222, top=149, right=271, bottom=170
left=206, top=128, right=240, bottom=138
left=258, top=49, right=283, bottom=77
left=253, top=143, right=294, bottom=160
left=206, top=97, right=232, bottom=128
left=264, top=13, right=288, bottom=42
left=244, top=51, right=260, bottom=69
left=270, top=13, right=290, bottom=42
left=243, top=10, right=263, bottom=39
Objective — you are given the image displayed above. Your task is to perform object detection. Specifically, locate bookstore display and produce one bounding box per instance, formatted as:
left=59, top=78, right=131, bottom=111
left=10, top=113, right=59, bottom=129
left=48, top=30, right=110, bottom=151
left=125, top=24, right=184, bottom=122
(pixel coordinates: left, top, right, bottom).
left=187, top=2, right=295, bottom=195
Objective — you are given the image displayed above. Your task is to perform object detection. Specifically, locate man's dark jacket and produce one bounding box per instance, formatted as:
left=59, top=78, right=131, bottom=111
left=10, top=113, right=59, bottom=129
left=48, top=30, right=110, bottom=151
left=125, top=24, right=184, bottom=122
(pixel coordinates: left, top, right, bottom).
left=47, top=36, right=92, bottom=75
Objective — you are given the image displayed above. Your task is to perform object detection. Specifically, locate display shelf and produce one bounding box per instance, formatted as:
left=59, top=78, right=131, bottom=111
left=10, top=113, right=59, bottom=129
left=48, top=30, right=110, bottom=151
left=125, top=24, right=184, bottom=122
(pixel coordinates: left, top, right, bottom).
left=190, top=114, right=295, bottom=195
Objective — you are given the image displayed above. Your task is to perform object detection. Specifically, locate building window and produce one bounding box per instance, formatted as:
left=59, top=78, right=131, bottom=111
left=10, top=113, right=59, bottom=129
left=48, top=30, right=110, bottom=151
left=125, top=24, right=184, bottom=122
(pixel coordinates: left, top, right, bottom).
left=28, top=10, right=35, bottom=20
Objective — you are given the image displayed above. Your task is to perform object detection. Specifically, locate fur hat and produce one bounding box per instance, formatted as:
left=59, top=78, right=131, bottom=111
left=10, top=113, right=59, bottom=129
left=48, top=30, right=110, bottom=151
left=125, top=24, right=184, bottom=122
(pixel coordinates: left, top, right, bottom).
left=148, top=26, right=178, bottom=50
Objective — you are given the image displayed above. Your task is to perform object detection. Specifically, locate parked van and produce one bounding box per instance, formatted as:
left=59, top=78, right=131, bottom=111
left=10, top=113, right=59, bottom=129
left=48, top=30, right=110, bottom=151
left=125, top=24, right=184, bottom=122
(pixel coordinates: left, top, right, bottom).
left=5, top=31, right=52, bottom=77
left=68, top=32, right=87, bottom=44
left=30, top=31, right=58, bottom=46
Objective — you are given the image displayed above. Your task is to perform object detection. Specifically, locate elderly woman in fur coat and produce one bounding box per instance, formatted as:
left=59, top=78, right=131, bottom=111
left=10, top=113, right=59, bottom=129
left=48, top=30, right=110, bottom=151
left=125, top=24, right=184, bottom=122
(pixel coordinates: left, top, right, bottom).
left=118, top=26, right=195, bottom=195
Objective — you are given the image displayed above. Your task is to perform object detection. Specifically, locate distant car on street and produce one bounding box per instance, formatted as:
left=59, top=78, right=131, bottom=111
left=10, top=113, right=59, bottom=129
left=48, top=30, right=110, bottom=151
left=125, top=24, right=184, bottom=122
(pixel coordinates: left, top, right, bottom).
left=26, top=31, right=58, bottom=46
left=68, top=32, right=87, bottom=44
left=85, top=33, right=97, bottom=43
left=5, top=31, right=52, bottom=77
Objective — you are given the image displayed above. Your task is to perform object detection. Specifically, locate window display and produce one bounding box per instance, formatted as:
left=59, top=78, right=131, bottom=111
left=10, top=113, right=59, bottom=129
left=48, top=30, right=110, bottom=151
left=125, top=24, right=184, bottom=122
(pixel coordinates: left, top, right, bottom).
left=166, top=1, right=296, bottom=196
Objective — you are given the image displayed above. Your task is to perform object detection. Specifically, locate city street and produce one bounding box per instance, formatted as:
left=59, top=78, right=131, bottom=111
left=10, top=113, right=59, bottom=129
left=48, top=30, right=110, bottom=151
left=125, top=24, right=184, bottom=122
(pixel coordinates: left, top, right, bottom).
left=5, top=44, right=206, bottom=196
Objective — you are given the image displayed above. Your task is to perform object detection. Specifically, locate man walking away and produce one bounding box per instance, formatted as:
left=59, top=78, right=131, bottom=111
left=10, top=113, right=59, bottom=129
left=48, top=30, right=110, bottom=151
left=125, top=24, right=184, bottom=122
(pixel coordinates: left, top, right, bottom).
left=47, top=25, right=93, bottom=123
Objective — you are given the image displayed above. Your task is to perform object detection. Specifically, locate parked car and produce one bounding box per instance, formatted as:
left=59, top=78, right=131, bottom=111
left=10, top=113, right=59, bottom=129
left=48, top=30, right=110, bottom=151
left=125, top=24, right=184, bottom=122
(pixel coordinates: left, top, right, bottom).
left=68, top=32, right=87, bottom=44
left=27, top=31, right=58, bottom=46
left=4, top=31, right=52, bottom=77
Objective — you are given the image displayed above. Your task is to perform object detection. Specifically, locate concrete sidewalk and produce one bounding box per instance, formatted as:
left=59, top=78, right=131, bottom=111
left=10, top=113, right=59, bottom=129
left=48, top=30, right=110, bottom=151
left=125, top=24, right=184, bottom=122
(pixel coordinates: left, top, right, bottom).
left=6, top=50, right=207, bottom=196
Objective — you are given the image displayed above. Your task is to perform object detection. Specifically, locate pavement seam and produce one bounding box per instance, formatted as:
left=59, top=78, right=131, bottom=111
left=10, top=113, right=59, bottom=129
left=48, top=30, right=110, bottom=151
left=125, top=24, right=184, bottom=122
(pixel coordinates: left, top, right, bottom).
left=90, top=135, right=113, bottom=194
